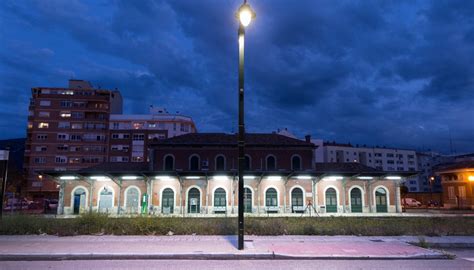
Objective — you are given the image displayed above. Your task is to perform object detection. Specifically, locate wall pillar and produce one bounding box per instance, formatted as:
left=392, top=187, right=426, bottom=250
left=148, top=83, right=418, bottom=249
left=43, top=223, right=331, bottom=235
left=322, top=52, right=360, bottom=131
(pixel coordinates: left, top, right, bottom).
left=342, top=179, right=347, bottom=213
left=395, top=180, right=402, bottom=213
left=57, top=181, right=65, bottom=215
left=88, top=180, right=94, bottom=213
left=116, top=178, right=122, bottom=215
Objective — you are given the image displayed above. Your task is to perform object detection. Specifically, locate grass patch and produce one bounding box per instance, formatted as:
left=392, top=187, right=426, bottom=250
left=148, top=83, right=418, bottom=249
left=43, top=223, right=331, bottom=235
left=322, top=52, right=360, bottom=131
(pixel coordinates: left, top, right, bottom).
left=1, top=214, right=474, bottom=236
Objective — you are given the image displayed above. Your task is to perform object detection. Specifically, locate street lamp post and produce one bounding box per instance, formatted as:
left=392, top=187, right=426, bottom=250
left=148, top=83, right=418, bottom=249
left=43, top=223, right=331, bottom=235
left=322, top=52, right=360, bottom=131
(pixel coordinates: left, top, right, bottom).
left=236, top=0, right=255, bottom=250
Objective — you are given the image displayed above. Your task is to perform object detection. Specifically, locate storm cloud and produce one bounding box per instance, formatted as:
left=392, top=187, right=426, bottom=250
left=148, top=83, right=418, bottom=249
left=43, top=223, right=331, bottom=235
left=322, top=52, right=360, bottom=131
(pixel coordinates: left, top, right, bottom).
left=0, top=0, right=473, bottom=153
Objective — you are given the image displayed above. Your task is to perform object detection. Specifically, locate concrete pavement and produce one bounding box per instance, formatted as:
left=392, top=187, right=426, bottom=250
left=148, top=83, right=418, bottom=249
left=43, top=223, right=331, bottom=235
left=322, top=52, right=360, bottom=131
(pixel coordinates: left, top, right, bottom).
left=0, top=235, right=455, bottom=260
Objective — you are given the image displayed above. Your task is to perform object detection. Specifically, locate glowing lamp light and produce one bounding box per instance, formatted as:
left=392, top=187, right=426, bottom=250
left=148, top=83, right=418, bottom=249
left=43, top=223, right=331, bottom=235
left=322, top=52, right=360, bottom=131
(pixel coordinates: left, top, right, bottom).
left=60, top=176, right=76, bottom=180
left=186, top=176, right=200, bottom=180
left=236, top=1, right=256, bottom=27
left=155, top=176, right=171, bottom=181
left=122, top=176, right=138, bottom=180
left=214, top=175, right=229, bottom=181
left=243, top=176, right=255, bottom=180
left=324, top=176, right=343, bottom=181
left=469, top=176, right=474, bottom=182
left=90, top=176, right=109, bottom=181
left=267, top=176, right=282, bottom=181
left=357, top=176, right=373, bottom=180
left=386, top=176, right=402, bottom=180
left=297, top=175, right=312, bottom=180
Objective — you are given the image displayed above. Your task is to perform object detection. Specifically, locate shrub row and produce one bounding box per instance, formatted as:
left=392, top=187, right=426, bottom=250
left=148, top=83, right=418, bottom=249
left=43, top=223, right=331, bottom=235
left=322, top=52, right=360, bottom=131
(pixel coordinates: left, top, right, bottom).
left=1, top=213, right=473, bottom=236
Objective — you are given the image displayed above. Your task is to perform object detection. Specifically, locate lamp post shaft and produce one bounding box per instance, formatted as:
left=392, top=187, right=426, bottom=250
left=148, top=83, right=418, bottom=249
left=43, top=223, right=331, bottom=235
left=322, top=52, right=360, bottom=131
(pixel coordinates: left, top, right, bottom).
left=237, top=24, right=245, bottom=250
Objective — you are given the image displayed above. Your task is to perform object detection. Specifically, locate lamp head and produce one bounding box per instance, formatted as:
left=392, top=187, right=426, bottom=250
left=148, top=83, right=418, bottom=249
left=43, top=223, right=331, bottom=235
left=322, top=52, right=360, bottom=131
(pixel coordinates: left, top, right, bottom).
left=236, top=1, right=256, bottom=27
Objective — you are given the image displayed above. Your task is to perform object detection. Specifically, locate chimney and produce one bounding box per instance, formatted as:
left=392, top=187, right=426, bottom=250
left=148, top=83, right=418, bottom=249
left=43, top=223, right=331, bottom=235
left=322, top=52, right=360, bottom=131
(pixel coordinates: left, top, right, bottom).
left=305, top=135, right=311, bottom=143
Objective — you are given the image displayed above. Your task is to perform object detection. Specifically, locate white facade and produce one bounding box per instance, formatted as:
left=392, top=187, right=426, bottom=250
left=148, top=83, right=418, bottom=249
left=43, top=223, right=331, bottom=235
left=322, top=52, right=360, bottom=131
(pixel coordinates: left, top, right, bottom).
left=109, top=107, right=197, bottom=138
left=312, top=139, right=418, bottom=172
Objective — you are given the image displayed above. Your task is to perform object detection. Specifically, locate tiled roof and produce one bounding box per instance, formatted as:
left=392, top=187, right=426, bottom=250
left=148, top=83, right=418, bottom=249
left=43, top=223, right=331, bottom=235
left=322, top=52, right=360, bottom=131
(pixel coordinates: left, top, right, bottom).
left=434, top=161, right=474, bottom=172
left=78, top=162, right=149, bottom=173
left=314, top=162, right=380, bottom=173
left=150, top=133, right=314, bottom=147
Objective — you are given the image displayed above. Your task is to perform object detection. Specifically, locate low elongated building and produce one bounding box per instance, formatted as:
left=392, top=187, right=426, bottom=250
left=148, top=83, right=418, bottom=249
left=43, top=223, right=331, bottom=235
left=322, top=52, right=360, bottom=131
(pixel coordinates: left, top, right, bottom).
left=44, top=133, right=414, bottom=216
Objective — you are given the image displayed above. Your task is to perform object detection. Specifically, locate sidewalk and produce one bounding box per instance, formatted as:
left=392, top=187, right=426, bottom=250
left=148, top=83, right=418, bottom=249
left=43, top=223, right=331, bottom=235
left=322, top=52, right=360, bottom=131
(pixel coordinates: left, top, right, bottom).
left=0, top=235, right=457, bottom=261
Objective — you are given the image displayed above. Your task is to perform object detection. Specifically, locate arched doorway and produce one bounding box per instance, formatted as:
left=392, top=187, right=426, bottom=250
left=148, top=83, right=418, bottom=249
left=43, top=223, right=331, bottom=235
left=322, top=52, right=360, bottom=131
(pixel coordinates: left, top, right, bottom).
left=162, top=188, right=174, bottom=214
left=244, top=187, right=252, bottom=213
left=98, top=186, right=113, bottom=213
left=125, top=187, right=140, bottom=214
left=375, top=188, right=388, bottom=213
left=213, top=188, right=226, bottom=214
left=265, top=188, right=278, bottom=213
left=73, top=187, right=86, bottom=215
left=188, top=188, right=201, bottom=214
left=350, top=188, right=363, bottom=213
left=291, top=188, right=304, bottom=213
left=325, top=188, right=337, bottom=213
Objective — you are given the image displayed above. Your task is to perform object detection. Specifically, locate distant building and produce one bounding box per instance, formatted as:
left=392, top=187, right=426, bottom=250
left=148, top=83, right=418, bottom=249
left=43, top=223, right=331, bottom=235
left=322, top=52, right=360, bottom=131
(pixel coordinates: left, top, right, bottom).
left=312, top=139, right=418, bottom=171
left=24, top=80, right=196, bottom=200
left=108, top=107, right=197, bottom=163
left=435, top=161, right=474, bottom=209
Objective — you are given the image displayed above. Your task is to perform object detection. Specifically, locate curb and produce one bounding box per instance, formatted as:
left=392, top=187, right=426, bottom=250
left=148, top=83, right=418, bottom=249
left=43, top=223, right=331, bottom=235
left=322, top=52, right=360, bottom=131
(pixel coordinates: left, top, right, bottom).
left=0, top=252, right=450, bottom=261
left=410, top=242, right=474, bottom=249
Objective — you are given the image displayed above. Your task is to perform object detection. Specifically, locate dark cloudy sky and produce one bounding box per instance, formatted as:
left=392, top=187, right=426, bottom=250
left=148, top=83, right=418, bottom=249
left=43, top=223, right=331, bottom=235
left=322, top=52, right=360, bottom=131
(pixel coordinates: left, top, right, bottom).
left=1, top=0, right=473, bottom=154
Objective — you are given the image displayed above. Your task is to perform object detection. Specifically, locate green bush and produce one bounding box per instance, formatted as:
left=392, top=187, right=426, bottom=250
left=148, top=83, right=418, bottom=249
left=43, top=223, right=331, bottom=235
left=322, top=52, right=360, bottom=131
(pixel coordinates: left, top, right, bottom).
left=1, top=214, right=474, bottom=236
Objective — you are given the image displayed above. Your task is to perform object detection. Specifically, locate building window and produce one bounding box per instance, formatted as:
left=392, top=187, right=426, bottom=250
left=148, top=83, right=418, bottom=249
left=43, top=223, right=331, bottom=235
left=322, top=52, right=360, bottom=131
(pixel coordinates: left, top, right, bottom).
left=38, top=122, right=49, bottom=129
left=72, top=112, right=84, bottom=119
left=266, top=155, right=276, bottom=170
left=244, top=187, right=252, bottom=213
left=291, top=155, right=301, bottom=171
left=70, top=134, right=82, bottom=141
left=57, top=133, right=69, bottom=140
left=60, top=111, right=71, bottom=118
left=60, top=101, right=73, bottom=107
left=187, top=188, right=200, bottom=213
left=71, top=123, right=83, bottom=129
left=458, top=186, right=466, bottom=199
left=34, top=157, right=47, bottom=164
left=215, top=155, right=226, bottom=171
left=58, top=122, right=70, bottom=129
left=132, top=134, right=145, bottom=141
left=55, top=156, right=67, bottom=164
left=213, top=188, right=227, bottom=213
left=244, top=155, right=251, bottom=170
left=35, top=146, right=47, bottom=152
left=189, top=155, right=200, bottom=171
left=38, top=111, right=50, bottom=117
left=39, top=100, right=51, bottom=106
left=164, top=155, right=175, bottom=171
left=265, top=188, right=278, bottom=207
left=162, top=188, right=174, bottom=214
left=448, top=186, right=455, bottom=200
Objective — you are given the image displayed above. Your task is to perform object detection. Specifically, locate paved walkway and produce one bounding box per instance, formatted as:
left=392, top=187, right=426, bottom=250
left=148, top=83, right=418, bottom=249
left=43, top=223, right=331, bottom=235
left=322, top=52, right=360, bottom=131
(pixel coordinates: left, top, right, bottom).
left=0, top=235, right=452, bottom=260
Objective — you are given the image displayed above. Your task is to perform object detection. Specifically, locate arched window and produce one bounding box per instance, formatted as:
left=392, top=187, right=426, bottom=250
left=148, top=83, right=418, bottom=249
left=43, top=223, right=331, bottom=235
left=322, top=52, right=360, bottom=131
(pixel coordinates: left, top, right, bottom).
left=72, top=187, right=86, bottom=215
left=188, top=188, right=201, bottom=213
left=265, top=188, right=278, bottom=207
left=325, top=188, right=337, bottom=213
left=162, top=188, right=174, bottom=214
left=291, top=188, right=304, bottom=213
left=266, top=155, right=276, bottom=171
left=98, top=186, right=114, bottom=212
left=350, top=188, right=363, bottom=213
left=215, top=155, right=226, bottom=171
left=244, top=155, right=251, bottom=170
left=164, top=155, right=174, bottom=171
left=291, top=155, right=301, bottom=171
left=125, top=186, right=140, bottom=214
left=189, top=155, right=200, bottom=171
left=375, top=187, right=388, bottom=213
left=213, top=188, right=227, bottom=213
left=244, top=187, right=252, bottom=213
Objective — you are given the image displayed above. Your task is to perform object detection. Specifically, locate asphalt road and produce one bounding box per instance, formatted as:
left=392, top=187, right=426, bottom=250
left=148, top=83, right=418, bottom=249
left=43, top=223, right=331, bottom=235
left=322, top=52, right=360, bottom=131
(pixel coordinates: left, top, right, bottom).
left=0, top=249, right=472, bottom=270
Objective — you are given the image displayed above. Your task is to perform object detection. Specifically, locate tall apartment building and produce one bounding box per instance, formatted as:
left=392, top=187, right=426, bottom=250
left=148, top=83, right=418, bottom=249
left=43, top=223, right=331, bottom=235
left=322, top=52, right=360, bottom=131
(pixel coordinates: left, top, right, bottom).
left=24, top=80, right=197, bottom=199
left=108, top=107, right=197, bottom=163
left=312, top=140, right=418, bottom=171
left=24, top=80, right=123, bottom=199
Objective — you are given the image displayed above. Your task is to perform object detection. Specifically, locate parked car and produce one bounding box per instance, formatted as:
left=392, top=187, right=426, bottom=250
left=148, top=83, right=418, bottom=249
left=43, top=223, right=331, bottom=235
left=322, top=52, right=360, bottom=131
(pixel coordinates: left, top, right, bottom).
left=3, top=198, right=34, bottom=211
left=426, top=199, right=440, bottom=207
left=402, top=198, right=422, bottom=207
left=48, top=199, right=58, bottom=210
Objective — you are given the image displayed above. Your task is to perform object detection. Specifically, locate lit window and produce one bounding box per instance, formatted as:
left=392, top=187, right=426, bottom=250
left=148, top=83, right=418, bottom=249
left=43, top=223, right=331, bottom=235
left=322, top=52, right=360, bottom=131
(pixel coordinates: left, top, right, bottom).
left=71, top=123, right=83, bottom=129
left=38, top=122, right=49, bottom=129
left=58, top=122, right=70, bottom=129
left=60, top=112, right=71, bottom=118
